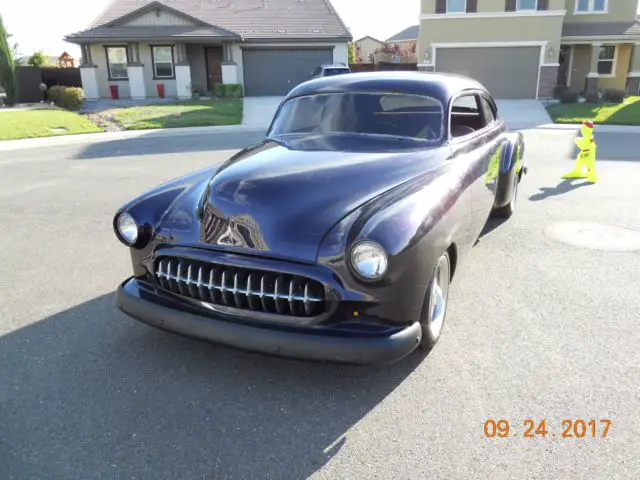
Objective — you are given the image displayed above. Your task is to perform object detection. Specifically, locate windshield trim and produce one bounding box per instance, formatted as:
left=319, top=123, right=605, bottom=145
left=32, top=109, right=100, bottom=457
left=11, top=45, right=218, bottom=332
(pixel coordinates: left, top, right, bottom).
left=266, top=91, right=445, bottom=144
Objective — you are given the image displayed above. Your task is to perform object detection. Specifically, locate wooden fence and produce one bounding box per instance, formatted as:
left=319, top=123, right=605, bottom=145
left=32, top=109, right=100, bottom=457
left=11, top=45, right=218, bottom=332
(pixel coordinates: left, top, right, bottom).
left=349, top=62, right=418, bottom=73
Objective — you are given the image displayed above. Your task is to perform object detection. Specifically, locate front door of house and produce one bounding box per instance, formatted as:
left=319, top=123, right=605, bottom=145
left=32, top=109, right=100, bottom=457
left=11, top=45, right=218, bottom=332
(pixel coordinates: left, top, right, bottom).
left=558, top=46, right=572, bottom=87
left=205, top=47, right=223, bottom=91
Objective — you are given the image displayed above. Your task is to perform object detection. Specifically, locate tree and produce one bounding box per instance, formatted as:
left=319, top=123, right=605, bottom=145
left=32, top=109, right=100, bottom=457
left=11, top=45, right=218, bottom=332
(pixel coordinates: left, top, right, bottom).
left=0, top=13, right=19, bottom=106
left=28, top=51, right=49, bottom=67
left=347, top=41, right=357, bottom=65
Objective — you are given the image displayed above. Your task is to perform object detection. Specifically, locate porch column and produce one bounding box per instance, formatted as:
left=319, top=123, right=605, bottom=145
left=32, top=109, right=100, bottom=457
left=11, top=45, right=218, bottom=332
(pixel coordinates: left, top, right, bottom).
left=79, top=43, right=99, bottom=100
left=126, top=42, right=146, bottom=99
left=221, top=43, right=239, bottom=84
left=626, top=42, right=640, bottom=96
left=417, top=43, right=435, bottom=73
left=174, top=43, right=192, bottom=99
left=585, top=42, right=601, bottom=96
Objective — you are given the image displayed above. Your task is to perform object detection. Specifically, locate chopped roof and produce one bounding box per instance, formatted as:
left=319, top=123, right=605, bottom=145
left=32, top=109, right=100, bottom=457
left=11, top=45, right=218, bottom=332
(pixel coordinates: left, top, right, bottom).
left=386, top=25, right=419, bottom=43
left=562, top=21, right=640, bottom=38
left=66, top=0, right=351, bottom=42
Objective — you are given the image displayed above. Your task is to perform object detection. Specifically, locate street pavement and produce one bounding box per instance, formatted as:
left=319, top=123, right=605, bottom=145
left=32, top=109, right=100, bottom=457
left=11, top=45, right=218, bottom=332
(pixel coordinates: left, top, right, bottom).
left=1, top=128, right=639, bottom=480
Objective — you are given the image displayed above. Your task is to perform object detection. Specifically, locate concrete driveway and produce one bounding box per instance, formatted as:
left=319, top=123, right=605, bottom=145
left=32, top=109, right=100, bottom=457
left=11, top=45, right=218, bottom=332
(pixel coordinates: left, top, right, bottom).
left=242, top=96, right=284, bottom=128
left=1, top=129, right=639, bottom=479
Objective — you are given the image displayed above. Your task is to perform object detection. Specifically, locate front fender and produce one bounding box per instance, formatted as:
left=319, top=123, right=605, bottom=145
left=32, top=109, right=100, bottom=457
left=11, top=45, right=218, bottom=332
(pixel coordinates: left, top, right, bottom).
left=317, top=162, right=471, bottom=325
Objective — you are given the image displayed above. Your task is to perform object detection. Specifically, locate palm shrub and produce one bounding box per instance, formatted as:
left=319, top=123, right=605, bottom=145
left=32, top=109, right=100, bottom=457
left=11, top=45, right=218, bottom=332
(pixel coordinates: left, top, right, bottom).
left=0, top=13, right=19, bottom=106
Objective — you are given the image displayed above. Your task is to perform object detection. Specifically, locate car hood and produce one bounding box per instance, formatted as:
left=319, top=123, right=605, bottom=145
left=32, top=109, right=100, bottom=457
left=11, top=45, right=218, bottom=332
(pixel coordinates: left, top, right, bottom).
left=170, top=136, right=446, bottom=263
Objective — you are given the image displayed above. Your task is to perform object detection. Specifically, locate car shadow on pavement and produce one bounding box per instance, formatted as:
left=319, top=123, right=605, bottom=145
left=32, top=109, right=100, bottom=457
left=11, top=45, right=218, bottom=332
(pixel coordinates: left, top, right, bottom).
left=73, top=130, right=267, bottom=160
left=0, top=293, right=426, bottom=480
left=528, top=178, right=592, bottom=202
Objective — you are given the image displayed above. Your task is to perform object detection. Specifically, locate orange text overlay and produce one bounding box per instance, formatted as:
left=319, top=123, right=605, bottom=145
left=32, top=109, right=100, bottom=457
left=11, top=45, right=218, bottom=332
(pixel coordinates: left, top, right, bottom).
left=482, top=419, right=612, bottom=439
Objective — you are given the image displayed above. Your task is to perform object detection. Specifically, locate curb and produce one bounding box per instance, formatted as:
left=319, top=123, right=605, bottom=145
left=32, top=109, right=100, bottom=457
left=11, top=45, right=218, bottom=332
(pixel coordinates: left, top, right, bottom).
left=0, top=124, right=268, bottom=152
left=525, top=123, right=640, bottom=134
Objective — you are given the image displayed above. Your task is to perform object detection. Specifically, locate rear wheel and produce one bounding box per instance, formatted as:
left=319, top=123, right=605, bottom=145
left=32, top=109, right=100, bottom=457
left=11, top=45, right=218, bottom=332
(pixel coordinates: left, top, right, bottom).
left=418, top=251, right=451, bottom=352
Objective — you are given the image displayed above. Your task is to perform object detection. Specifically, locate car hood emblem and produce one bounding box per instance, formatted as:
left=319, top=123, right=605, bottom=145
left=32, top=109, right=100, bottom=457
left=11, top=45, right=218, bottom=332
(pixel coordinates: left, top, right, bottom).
left=217, top=221, right=244, bottom=246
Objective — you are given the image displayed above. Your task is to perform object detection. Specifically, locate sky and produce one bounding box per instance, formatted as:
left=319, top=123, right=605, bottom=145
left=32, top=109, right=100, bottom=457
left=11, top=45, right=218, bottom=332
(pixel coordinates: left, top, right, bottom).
left=2, top=0, right=421, bottom=59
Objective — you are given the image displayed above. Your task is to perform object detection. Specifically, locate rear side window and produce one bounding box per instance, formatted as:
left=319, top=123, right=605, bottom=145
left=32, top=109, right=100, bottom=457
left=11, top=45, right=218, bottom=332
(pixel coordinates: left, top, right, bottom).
left=480, top=96, right=498, bottom=124
left=450, top=94, right=488, bottom=138
left=323, top=68, right=350, bottom=76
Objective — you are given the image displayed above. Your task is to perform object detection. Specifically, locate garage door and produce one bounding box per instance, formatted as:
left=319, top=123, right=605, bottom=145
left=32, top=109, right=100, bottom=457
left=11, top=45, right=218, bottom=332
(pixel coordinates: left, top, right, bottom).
left=436, top=47, right=541, bottom=99
left=242, top=48, right=334, bottom=96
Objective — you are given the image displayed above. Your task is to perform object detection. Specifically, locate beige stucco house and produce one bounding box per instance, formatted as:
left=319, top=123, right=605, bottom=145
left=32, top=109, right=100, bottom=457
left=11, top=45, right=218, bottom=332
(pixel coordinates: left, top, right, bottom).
left=64, top=0, right=351, bottom=99
left=354, top=36, right=385, bottom=63
left=417, top=0, right=640, bottom=99
left=386, top=25, right=420, bottom=51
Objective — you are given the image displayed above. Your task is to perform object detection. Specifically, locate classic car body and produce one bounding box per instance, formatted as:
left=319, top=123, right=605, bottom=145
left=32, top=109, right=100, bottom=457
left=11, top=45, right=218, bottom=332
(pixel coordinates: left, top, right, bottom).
left=114, top=71, right=527, bottom=365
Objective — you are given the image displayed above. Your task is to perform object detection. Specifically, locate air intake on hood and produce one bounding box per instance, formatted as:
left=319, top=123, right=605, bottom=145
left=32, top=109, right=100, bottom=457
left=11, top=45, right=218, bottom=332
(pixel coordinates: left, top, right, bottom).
left=154, top=257, right=327, bottom=317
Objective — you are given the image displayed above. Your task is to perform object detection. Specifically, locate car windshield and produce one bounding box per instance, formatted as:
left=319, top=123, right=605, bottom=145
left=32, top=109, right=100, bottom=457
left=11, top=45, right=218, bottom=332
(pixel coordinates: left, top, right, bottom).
left=268, top=92, right=444, bottom=142
left=323, top=68, right=350, bottom=76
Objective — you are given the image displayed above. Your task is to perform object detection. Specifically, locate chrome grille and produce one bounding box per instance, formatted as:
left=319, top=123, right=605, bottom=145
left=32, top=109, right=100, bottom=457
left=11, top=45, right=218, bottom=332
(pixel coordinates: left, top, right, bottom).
left=154, top=257, right=327, bottom=317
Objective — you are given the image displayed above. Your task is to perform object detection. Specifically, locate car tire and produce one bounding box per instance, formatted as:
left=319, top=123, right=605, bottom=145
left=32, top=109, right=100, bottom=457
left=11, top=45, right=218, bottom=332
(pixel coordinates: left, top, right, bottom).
left=492, top=172, right=519, bottom=219
left=418, top=251, right=451, bottom=353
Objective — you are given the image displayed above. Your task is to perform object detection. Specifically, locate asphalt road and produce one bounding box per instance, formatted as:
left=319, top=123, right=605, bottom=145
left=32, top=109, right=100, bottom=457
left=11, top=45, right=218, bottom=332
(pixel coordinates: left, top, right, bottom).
left=1, top=128, right=639, bottom=480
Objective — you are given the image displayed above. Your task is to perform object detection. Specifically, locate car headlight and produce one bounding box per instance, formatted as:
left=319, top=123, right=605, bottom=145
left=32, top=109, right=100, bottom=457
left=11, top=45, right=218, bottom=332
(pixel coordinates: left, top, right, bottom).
left=116, top=212, right=139, bottom=246
left=350, top=241, right=388, bottom=280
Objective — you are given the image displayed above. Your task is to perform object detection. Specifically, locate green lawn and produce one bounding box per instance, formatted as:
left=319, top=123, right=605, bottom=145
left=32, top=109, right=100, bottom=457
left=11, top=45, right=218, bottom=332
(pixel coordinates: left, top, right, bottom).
left=546, top=96, right=640, bottom=125
left=0, top=109, right=104, bottom=141
left=109, top=99, right=243, bottom=130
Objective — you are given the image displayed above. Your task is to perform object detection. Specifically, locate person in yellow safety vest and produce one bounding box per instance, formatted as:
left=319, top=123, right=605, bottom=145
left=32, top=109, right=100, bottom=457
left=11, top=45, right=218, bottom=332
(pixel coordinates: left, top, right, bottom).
left=562, top=120, right=598, bottom=183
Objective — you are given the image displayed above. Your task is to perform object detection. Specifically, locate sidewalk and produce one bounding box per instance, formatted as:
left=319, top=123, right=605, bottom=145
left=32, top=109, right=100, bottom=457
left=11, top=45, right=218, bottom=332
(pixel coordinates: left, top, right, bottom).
left=0, top=124, right=267, bottom=152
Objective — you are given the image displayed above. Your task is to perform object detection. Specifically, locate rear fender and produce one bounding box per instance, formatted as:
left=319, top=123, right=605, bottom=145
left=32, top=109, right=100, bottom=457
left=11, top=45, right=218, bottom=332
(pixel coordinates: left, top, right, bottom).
left=494, top=131, right=526, bottom=209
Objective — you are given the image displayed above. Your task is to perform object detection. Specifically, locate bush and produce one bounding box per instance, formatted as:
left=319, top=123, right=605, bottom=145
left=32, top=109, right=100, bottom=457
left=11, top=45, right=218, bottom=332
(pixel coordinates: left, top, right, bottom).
left=212, top=83, right=244, bottom=99
left=559, top=91, right=578, bottom=103
left=553, top=85, right=569, bottom=99
left=47, top=85, right=65, bottom=104
left=58, top=87, right=85, bottom=110
left=585, top=91, right=601, bottom=104
left=602, top=88, right=626, bottom=104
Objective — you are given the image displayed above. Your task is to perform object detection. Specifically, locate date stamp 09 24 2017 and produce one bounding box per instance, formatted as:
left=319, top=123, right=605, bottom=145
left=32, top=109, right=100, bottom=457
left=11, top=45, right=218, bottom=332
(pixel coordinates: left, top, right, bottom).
left=482, top=419, right=612, bottom=439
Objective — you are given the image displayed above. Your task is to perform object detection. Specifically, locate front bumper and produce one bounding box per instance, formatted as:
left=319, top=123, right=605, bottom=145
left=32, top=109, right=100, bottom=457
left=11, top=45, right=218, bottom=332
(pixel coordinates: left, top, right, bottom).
left=116, top=277, right=422, bottom=365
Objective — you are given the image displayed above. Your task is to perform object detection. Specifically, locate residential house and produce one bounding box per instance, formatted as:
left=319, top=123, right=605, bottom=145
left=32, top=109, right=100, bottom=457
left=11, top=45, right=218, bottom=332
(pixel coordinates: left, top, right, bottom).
left=64, top=0, right=352, bottom=100
left=386, top=25, right=420, bottom=50
left=417, top=0, right=640, bottom=99
left=354, top=36, right=384, bottom=63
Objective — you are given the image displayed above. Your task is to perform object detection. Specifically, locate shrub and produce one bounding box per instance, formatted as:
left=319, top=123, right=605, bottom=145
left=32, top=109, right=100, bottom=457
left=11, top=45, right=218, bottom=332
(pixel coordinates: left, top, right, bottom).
left=52, top=86, right=85, bottom=110
left=559, top=91, right=578, bottom=103
left=47, top=85, right=65, bottom=104
left=553, top=85, right=569, bottom=99
left=585, top=91, right=601, bottom=104
left=212, top=83, right=244, bottom=99
left=602, top=88, right=626, bottom=104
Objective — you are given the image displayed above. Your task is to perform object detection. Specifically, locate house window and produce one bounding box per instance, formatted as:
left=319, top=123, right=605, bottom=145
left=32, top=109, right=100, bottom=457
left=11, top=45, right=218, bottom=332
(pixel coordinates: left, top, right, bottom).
left=516, top=0, right=537, bottom=10
left=105, top=46, right=128, bottom=80
left=446, top=0, right=466, bottom=13
left=576, top=0, right=607, bottom=13
left=152, top=46, right=175, bottom=79
left=597, top=46, right=616, bottom=75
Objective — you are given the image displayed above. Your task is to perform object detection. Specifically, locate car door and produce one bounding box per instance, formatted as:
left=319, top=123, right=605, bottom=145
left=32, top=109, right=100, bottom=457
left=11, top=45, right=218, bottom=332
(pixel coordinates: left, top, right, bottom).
left=448, top=91, right=502, bottom=242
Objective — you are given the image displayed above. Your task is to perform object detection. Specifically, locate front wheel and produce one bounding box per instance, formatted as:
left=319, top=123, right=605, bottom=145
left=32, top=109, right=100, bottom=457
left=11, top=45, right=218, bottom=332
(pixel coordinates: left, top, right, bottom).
left=418, top=251, right=451, bottom=352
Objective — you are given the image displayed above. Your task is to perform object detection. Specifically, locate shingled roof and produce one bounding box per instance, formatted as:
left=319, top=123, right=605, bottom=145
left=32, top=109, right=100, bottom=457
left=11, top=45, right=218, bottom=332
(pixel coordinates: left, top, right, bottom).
left=562, top=21, right=640, bottom=38
left=386, top=25, right=419, bottom=43
left=65, top=0, right=352, bottom=43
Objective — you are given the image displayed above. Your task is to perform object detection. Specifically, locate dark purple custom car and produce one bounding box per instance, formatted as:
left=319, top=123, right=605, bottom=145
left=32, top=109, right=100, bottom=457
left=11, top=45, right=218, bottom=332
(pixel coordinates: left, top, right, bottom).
left=113, top=71, right=527, bottom=365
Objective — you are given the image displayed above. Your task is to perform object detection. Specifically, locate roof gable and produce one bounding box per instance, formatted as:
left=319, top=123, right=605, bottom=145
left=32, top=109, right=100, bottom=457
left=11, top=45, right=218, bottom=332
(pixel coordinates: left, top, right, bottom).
left=107, top=1, right=207, bottom=27
left=355, top=35, right=384, bottom=44
left=86, top=0, right=351, bottom=40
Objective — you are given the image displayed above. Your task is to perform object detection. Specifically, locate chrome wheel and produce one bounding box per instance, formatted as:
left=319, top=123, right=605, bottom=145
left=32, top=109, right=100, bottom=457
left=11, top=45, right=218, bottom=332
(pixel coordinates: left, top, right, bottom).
left=427, top=254, right=450, bottom=340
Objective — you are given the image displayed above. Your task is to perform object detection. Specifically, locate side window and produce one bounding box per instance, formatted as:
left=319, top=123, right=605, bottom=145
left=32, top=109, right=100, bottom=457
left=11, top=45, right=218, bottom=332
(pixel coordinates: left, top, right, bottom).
left=450, top=94, right=487, bottom=139
left=480, top=96, right=498, bottom=125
